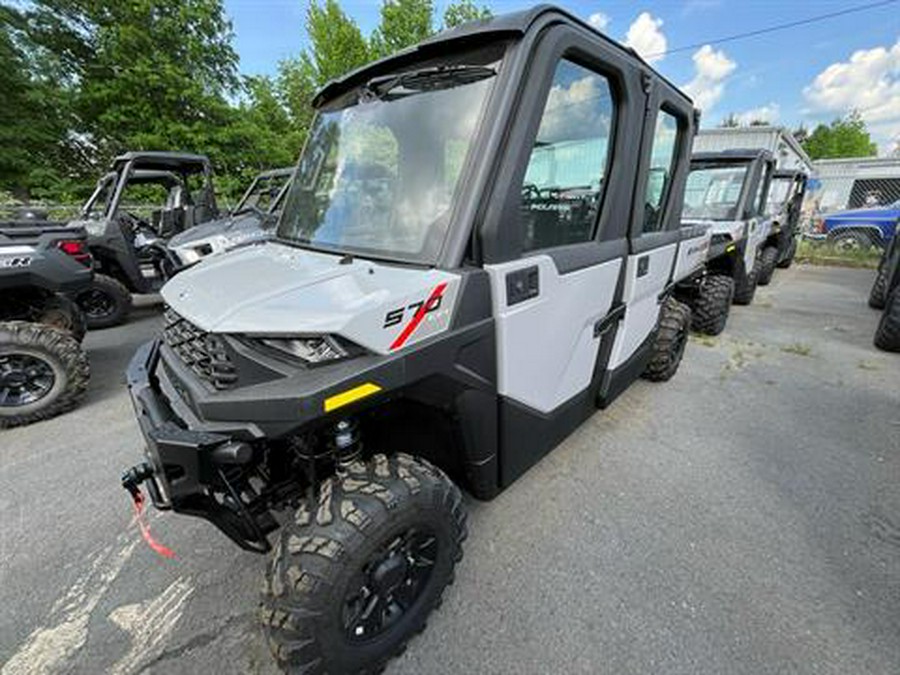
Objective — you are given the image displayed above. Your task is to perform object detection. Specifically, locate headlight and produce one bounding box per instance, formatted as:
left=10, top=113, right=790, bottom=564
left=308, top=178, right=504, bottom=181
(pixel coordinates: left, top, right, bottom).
left=258, top=335, right=350, bottom=364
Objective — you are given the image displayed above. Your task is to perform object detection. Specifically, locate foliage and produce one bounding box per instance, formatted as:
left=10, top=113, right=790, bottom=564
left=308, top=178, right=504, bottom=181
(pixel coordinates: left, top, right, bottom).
left=802, top=111, right=878, bottom=160
left=443, top=0, right=492, bottom=29
left=0, top=0, right=493, bottom=204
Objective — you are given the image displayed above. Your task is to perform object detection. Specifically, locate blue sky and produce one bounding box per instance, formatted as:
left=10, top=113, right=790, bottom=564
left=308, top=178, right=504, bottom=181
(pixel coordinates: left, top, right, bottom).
left=223, top=0, right=900, bottom=153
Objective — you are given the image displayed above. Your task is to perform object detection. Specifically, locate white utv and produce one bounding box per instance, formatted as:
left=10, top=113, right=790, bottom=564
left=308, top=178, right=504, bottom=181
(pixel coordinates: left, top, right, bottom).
left=122, top=7, right=703, bottom=673
left=675, top=149, right=775, bottom=335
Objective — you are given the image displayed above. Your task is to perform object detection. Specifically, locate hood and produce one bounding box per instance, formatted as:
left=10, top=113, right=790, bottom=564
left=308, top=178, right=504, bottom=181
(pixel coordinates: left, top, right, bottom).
left=824, top=205, right=897, bottom=220
left=168, top=212, right=262, bottom=248
left=161, top=242, right=460, bottom=355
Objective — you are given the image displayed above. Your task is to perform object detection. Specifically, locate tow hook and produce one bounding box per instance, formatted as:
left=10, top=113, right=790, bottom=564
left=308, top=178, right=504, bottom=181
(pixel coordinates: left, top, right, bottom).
left=121, top=462, right=176, bottom=559
left=121, top=461, right=153, bottom=500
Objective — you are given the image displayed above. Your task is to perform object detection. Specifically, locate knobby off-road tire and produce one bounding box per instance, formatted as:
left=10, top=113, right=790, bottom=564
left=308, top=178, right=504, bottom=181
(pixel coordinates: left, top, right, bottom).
left=77, top=273, right=132, bottom=329
left=733, top=263, right=759, bottom=306
left=776, top=236, right=797, bottom=269
left=868, top=264, right=888, bottom=310
left=0, top=321, right=90, bottom=428
left=757, top=246, right=779, bottom=286
left=643, top=297, right=691, bottom=382
left=261, top=453, right=467, bottom=675
left=690, top=274, right=734, bottom=336
left=874, top=288, right=900, bottom=352
left=36, top=294, right=87, bottom=343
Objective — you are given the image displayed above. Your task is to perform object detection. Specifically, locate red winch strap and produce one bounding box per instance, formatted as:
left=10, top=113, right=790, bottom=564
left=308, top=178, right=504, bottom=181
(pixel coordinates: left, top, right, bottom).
left=131, top=489, right=176, bottom=559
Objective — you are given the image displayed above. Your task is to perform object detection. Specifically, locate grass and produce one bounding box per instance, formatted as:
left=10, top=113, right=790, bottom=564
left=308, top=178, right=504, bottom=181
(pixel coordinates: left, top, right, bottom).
left=794, top=238, right=882, bottom=269
left=781, top=342, right=813, bottom=357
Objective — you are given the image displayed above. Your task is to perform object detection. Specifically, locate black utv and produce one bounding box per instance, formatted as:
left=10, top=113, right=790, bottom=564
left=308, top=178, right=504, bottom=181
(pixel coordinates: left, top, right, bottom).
left=72, top=151, right=219, bottom=328
left=873, top=220, right=900, bottom=351
left=757, top=168, right=807, bottom=284
left=1, top=218, right=92, bottom=426
left=121, top=6, right=701, bottom=673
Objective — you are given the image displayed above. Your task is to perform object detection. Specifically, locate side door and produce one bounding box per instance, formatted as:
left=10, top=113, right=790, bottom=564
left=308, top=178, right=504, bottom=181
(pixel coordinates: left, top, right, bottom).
left=477, top=27, right=645, bottom=483
left=743, top=158, right=775, bottom=271
left=605, top=84, right=693, bottom=382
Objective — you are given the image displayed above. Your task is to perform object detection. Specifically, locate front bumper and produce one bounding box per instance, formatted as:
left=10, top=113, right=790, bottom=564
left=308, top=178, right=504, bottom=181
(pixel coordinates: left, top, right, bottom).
left=126, top=340, right=272, bottom=552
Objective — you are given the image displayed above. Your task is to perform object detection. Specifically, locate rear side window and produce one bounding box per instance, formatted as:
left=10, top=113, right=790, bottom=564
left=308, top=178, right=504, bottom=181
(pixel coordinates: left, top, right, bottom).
left=643, top=110, right=679, bottom=232
left=520, top=60, right=615, bottom=251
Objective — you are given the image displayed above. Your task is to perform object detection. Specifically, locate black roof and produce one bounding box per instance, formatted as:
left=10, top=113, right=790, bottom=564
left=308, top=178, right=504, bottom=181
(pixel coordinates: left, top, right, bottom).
left=313, top=4, right=690, bottom=108
left=691, top=149, right=774, bottom=164
left=112, top=151, right=211, bottom=172
left=773, top=168, right=808, bottom=179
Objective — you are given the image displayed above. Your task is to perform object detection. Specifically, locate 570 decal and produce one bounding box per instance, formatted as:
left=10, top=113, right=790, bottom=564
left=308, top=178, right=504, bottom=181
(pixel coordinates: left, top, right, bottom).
left=385, top=282, right=449, bottom=351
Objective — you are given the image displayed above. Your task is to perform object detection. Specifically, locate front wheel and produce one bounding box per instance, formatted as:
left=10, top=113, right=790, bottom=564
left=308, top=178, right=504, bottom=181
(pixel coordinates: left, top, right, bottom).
left=874, top=288, right=900, bottom=352
left=733, top=263, right=759, bottom=306
left=690, top=274, right=734, bottom=335
left=0, top=321, right=90, bottom=428
left=35, top=294, right=87, bottom=343
left=261, top=453, right=466, bottom=675
left=868, top=264, right=888, bottom=310
left=76, top=274, right=132, bottom=329
left=776, top=236, right=797, bottom=269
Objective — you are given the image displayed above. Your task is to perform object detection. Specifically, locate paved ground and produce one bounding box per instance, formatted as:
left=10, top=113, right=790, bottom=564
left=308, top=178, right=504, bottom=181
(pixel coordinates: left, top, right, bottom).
left=1, top=265, right=898, bottom=675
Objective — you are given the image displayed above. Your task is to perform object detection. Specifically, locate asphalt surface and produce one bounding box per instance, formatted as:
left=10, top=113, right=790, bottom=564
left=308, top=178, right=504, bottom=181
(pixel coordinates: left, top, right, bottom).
left=1, top=265, right=898, bottom=675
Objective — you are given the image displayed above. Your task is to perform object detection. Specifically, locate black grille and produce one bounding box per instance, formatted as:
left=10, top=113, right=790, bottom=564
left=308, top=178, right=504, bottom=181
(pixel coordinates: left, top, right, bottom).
left=162, top=308, right=237, bottom=390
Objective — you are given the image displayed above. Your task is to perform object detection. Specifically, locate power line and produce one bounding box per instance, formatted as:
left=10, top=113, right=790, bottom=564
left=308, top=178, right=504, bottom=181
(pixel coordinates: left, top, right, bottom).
left=650, top=0, right=900, bottom=57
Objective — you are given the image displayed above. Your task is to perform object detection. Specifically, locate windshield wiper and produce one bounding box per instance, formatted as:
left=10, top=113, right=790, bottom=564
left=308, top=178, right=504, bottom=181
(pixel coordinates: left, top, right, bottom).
left=361, top=65, right=496, bottom=101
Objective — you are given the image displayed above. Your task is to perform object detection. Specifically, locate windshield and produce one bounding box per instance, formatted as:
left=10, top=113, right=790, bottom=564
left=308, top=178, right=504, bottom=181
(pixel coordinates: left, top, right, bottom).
left=683, top=165, right=749, bottom=221
left=277, top=47, right=502, bottom=263
left=237, top=173, right=292, bottom=214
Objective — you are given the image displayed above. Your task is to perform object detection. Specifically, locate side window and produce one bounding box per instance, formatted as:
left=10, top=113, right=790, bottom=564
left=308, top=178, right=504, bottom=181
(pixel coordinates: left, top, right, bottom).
left=643, top=110, right=679, bottom=232
left=520, top=59, right=615, bottom=252
left=751, top=171, right=769, bottom=216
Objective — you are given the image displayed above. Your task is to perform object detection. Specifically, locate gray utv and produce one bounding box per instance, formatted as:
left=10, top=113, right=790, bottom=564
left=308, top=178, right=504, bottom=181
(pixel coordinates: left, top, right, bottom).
left=0, top=218, right=92, bottom=426
left=675, top=149, right=775, bottom=335
left=121, top=6, right=703, bottom=673
left=167, top=167, right=293, bottom=270
left=757, top=168, right=807, bottom=284
left=72, top=152, right=219, bottom=328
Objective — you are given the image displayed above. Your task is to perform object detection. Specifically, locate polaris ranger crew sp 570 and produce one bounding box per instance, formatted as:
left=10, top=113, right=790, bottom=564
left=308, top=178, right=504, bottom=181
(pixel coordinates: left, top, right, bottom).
left=676, top=149, right=775, bottom=335
left=122, top=7, right=699, bottom=672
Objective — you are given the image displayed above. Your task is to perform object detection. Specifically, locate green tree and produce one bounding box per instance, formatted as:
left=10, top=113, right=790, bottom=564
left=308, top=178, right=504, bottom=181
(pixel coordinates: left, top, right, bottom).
left=719, top=113, right=739, bottom=128
left=802, top=111, right=877, bottom=160
left=370, top=0, right=433, bottom=58
left=443, top=0, right=492, bottom=29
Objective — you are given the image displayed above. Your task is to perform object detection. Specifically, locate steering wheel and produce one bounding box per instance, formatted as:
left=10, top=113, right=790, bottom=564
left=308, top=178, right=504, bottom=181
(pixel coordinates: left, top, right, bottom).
left=521, top=183, right=542, bottom=202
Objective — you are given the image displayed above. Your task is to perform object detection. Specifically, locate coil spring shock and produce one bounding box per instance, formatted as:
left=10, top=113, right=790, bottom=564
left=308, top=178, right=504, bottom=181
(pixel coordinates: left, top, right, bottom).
left=331, top=418, right=361, bottom=470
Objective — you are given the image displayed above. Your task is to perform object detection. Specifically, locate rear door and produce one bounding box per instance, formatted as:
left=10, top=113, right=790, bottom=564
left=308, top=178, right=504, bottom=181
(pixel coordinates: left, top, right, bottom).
left=606, top=84, right=693, bottom=375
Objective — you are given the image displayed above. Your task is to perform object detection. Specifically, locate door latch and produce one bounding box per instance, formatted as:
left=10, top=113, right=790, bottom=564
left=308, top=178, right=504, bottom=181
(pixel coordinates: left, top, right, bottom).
left=506, top=265, right=539, bottom=306
left=637, top=256, right=650, bottom=277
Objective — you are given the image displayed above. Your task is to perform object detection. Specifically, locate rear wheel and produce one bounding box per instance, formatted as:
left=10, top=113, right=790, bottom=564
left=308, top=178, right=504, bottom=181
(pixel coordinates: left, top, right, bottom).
left=35, top=294, right=86, bottom=343
left=76, top=274, right=132, bottom=329
left=757, top=246, right=779, bottom=286
left=831, top=229, right=874, bottom=252
left=261, top=453, right=466, bottom=675
left=0, top=321, right=90, bottom=428
left=874, top=288, right=900, bottom=352
left=643, top=297, right=691, bottom=382
left=776, top=236, right=797, bottom=268
left=733, top=263, right=758, bottom=306
left=691, top=274, right=734, bottom=336
left=868, top=264, right=887, bottom=310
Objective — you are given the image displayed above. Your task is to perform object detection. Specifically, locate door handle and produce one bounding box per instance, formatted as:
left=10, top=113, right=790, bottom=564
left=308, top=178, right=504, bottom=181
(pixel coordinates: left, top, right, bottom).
left=637, top=255, right=650, bottom=277
left=506, top=266, right=539, bottom=306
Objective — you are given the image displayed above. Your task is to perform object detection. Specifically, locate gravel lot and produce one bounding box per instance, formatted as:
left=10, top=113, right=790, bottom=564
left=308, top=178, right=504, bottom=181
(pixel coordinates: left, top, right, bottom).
left=1, top=265, right=898, bottom=675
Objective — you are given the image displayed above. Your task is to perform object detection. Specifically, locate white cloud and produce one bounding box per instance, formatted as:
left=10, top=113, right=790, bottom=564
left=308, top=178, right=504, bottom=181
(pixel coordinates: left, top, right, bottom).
left=681, top=44, right=737, bottom=112
left=803, top=38, right=900, bottom=155
left=624, top=12, right=667, bottom=64
left=733, top=103, right=781, bottom=126
left=539, top=74, right=612, bottom=143
left=588, top=12, right=610, bottom=32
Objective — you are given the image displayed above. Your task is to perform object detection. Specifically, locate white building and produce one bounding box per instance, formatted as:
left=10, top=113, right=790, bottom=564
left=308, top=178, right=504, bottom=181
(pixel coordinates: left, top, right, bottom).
left=693, top=126, right=814, bottom=175
left=809, top=156, right=900, bottom=212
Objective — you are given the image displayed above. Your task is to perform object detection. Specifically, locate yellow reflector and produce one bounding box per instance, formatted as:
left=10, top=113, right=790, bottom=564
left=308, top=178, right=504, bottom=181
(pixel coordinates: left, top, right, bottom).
left=725, top=244, right=736, bottom=253
left=324, top=383, right=382, bottom=412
